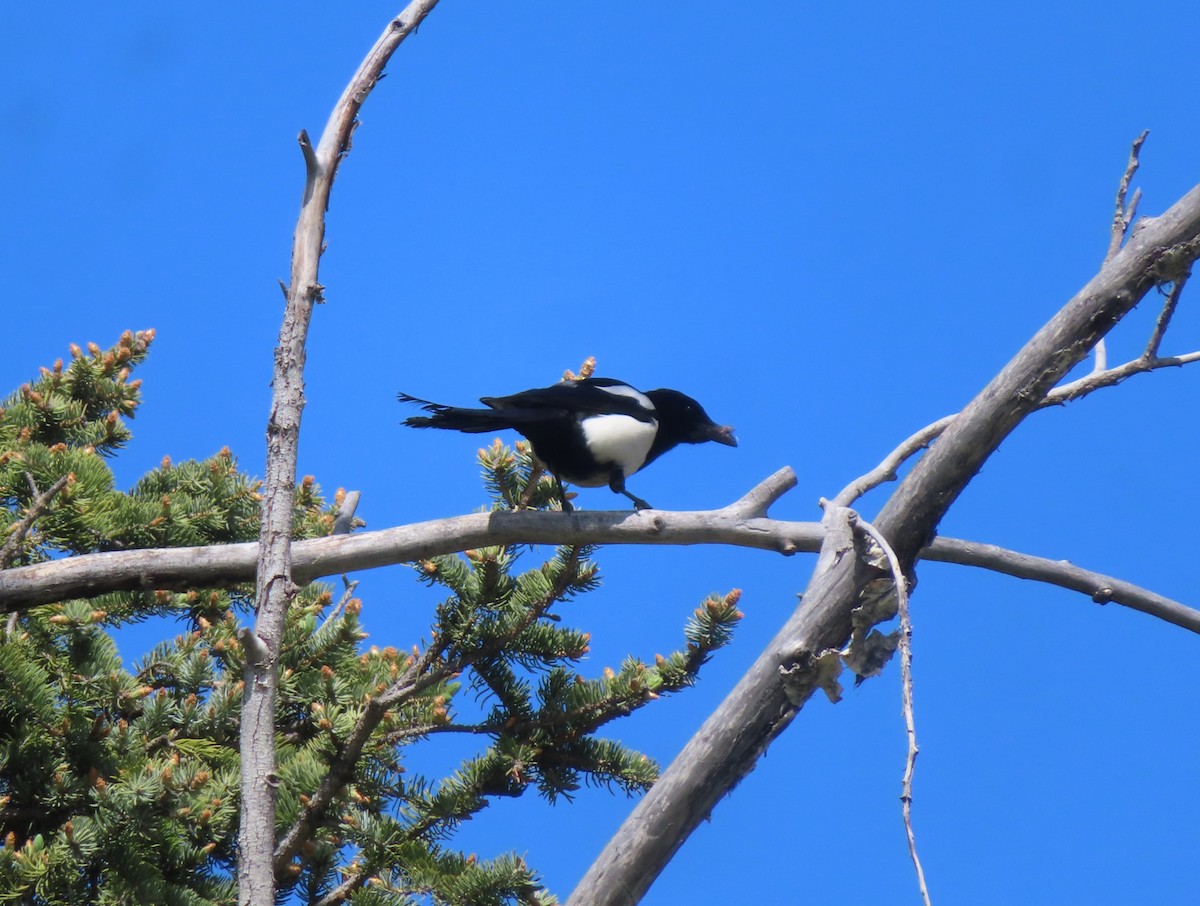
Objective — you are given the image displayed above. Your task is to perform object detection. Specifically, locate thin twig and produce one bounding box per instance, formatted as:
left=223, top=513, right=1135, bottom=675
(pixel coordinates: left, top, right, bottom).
left=1093, top=131, right=1150, bottom=376
left=0, top=473, right=70, bottom=569
left=830, top=417, right=954, bottom=509
left=1050, top=340, right=1200, bottom=402
left=1145, top=272, right=1189, bottom=360
left=835, top=332, right=1200, bottom=508
left=1106, top=130, right=1149, bottom=262
left=314, top=578, right=359, bottom=636
left=853, top=516, right=931, bottom=906
left=835, top=133, right=1193, bottom=512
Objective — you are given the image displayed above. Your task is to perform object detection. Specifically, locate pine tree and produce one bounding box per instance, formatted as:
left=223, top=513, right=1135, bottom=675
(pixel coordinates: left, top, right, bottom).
left=0, top=335, right=740, bottom=905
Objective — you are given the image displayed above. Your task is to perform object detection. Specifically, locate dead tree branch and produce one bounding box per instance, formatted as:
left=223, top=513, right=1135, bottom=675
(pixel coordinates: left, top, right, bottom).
left=852, top=515, right=929, bottom=906
left=566, top=182, right=1200, bottom=906
left=239, top=6, right=441, bottom=906
left=0, top=464, right=1196, bottom=634
left=1107, top=130, right=1148, bottom=263
left=834, top=288, right=1199, bottom=509
left=833, top=133, right=1186, bottom=513
left=1092, top=130, right=1149, bottom=371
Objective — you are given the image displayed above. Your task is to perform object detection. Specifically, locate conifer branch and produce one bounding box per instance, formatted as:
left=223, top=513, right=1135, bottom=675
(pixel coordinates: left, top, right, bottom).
left=276, top=545, right=589, bottom=873
left=315, top=579, right=359, bottom=636
left=0, top=473, right=69, bottom=569
left=274, top=543, right=719, bottom=885
left=314, top=873, right=360, bottom=906
left=273, top=633, right=464, bottom=875
left=272, top=696, right=389, bottom=877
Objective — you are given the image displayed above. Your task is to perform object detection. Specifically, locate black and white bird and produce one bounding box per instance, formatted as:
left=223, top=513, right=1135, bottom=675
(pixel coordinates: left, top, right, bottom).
left=398, top=377, right=736, bottom=510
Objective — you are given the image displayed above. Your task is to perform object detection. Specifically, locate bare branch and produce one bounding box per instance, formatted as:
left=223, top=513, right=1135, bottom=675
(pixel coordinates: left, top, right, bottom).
left=830, top=417, right=954, bottom=509
left=0, top=468, right=809, bottom=608
left=1092, top=132, right=1150, bottom=375
left=1106, top=130, right=1149, bottom=262
left=298, top=128, right=319, bottom=184
left=332, top=490, right=362, bottom=536
left=568, top=181, right=1200, bottom=906
left=1, top=466, right=1197, bottom=634
left=852, top=515, right=930, bottom=906
left=237, top=628, right=271, bottom=668
left=1145, top=272, right=1189, bottom=359
left=919, top=538, right=1200, bottom=632
left=240, top=5, right=442, bottom=905
left=1043, top=343, right=1198, bottom=404
left=835, top=324, right=1200, bottom=509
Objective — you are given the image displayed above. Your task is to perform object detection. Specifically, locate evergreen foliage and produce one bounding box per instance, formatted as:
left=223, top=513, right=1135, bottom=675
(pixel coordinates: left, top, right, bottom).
left=0, top=337, right=741, bottom=904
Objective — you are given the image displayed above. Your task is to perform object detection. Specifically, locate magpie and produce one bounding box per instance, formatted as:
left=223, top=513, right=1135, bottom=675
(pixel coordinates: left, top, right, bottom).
left=398, top=377, right=736, bottom=510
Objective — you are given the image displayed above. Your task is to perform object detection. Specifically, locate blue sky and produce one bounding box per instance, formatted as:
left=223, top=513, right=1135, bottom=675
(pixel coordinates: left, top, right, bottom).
left=3, top=3, right=1199, bottom=903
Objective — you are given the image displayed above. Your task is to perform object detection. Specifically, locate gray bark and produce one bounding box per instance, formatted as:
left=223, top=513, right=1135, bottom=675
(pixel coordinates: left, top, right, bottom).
left=565, top=187, right=1200, bottom=906
left=237, top=6, right=441, bottom=905
left=0, top=464, right=1195, bottom=634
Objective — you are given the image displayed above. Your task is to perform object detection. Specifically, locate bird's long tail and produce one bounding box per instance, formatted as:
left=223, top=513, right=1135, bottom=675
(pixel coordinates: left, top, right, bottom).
left=398, top=392, right=530, bottom=434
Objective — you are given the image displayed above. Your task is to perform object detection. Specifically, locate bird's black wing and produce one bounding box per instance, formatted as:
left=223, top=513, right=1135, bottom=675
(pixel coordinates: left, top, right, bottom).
left=481, top=378, right=657, bottom=423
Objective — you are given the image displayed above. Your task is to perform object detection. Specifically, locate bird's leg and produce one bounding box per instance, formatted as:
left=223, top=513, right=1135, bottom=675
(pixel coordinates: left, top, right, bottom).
left=608, top=470, right=652, bottom=511
left=623, top=490, right=653, bottom=511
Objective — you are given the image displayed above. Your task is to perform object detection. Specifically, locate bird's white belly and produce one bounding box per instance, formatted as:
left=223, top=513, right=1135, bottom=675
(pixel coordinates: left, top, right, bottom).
left=577, top=414, right=658, bottom=486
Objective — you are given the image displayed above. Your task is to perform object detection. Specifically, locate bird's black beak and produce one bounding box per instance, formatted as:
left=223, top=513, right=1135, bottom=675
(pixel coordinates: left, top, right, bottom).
left=707, top=424, right=737, bottom=447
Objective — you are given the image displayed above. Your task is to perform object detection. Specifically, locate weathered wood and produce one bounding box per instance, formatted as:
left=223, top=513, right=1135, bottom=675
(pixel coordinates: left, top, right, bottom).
left=566, top=184, right=1200, bottom=906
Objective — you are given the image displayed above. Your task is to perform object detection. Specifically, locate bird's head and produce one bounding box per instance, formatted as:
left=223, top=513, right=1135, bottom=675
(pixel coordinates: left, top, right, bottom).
left=645, top=389, right=737, bottom=448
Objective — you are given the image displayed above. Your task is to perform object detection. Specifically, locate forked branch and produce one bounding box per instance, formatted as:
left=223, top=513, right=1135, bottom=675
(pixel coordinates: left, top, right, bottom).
left=240, top=5, right=442, bottom=906
left=2, top=468, right=1195, bottom=634
left=567, top=179, right=1200, bottom=906
left=1106, top=130, right=1148, bottom=263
